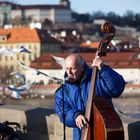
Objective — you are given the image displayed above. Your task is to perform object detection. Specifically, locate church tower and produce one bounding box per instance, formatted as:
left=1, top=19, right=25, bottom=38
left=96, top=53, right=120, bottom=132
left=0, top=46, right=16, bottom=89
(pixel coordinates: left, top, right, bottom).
left=60, top=0, right=70, bottom=8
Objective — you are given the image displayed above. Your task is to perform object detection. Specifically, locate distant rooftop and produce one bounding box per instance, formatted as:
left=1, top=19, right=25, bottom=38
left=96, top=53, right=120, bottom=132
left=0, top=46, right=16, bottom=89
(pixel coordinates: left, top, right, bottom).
left=0, top=1, right=70, bottom=10
left=0, top=27, right=40, bottom=43
left=30, top=52, right=140, bottom=69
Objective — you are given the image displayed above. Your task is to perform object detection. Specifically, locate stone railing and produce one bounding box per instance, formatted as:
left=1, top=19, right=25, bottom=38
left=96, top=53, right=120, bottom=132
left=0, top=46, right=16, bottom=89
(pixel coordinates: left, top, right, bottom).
left=0, top=101, right=140, bottom=140
left=0, top=104, right=72, bottom=140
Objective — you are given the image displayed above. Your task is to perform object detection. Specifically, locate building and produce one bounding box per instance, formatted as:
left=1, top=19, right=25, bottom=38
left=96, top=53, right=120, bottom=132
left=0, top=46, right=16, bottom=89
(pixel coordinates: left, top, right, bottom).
left=0, top=27, right=40, bottom=72
left=0, top=27, right=62, bottom=73
left=0, top=0, right=72, bottom=27
left=37, top=29, right=62, bottom=53
left=26, top=54, right=66, bottom=84
left=26, top=52, right=140, bottom=85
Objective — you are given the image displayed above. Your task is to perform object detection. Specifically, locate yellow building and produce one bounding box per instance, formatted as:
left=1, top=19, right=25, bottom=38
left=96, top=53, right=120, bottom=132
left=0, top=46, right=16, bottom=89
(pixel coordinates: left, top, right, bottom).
left=0, top=27, right=40, bottom=72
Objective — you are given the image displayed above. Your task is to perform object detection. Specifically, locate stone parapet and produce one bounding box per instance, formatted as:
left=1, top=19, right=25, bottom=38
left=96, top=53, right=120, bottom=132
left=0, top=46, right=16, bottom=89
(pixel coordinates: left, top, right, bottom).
left=0, top=105, right=72, bottom=140
left=0, top=104, right=139, bottom=140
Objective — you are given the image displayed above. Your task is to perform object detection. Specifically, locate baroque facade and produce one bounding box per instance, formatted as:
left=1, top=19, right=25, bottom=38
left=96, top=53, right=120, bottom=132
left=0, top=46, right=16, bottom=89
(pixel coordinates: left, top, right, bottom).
left=0, top=0, right=71, bottom=27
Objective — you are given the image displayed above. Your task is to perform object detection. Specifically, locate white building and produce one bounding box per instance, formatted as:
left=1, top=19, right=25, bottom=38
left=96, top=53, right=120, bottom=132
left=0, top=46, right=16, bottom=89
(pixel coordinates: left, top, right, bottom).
left=0, top=0, right=72, bottom=26
left=23, top=52, right=140, bottom=85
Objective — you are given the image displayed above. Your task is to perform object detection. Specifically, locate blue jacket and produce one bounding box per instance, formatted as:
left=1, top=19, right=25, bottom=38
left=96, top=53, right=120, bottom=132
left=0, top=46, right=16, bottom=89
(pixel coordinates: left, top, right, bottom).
left=55, top=64, right=125, bottom=140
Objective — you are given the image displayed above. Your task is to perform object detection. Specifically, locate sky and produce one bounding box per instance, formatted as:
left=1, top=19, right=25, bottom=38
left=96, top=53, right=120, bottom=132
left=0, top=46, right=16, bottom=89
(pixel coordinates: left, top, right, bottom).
left=14, top=0, right=140, bottom=16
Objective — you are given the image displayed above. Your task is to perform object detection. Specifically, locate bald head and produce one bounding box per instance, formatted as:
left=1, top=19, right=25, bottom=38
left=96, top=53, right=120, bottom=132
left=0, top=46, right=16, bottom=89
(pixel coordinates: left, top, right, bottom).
left=65, top=54, right=84, bottom=67
left=65, top=54, right=85, bottom=82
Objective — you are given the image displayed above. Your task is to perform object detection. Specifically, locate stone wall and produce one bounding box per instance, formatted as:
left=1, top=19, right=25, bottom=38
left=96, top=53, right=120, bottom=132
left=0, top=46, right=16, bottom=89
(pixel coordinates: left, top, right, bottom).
left=0, top=104, right=139, bottom=140
left=0, top=104, right=72, bottom=140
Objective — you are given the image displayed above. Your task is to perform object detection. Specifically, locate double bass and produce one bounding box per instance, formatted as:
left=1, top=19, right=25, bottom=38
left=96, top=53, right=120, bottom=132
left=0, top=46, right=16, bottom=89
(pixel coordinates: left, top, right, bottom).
left=81, top=22, right=124, bottom=140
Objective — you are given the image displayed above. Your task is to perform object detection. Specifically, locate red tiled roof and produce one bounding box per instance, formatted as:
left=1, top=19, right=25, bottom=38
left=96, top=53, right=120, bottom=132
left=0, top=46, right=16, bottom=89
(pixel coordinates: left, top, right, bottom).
left=0, top=27, right=40, bottom=43
left=31, top=53, right=69, bottom=69
left=80, top=42, right=99, bottom=48
left=30, top=52, right=140, bottom=69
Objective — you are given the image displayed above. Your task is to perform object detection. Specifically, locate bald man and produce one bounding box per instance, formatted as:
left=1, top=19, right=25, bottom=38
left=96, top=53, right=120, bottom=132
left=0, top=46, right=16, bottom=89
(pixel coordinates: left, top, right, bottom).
left=55, top=54, right=125, bottom=140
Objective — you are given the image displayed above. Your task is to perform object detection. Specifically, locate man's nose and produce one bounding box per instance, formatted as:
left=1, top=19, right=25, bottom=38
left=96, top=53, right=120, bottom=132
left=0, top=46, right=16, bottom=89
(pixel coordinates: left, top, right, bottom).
left=68, top=69, right=72, bottom=75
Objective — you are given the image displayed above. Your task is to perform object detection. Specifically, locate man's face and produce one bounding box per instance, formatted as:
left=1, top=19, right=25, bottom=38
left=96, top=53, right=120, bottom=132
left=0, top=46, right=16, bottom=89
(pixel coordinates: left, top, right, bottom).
left=65, top=58, right=83, bottom=83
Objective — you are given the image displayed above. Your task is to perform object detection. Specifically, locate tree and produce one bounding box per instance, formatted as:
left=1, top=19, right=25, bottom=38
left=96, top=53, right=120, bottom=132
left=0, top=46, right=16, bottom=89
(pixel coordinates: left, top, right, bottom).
left=0, top=67, right=12, bottom=97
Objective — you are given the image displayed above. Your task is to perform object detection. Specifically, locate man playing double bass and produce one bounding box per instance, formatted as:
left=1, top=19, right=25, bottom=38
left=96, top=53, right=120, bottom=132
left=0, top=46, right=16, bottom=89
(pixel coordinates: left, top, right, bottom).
left=55, top=53, right=125, bottom=140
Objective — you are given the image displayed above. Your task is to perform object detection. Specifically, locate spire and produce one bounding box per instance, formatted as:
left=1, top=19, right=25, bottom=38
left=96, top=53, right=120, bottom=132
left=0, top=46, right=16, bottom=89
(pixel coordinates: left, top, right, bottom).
left=60, top=0, right=70, bottom=8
